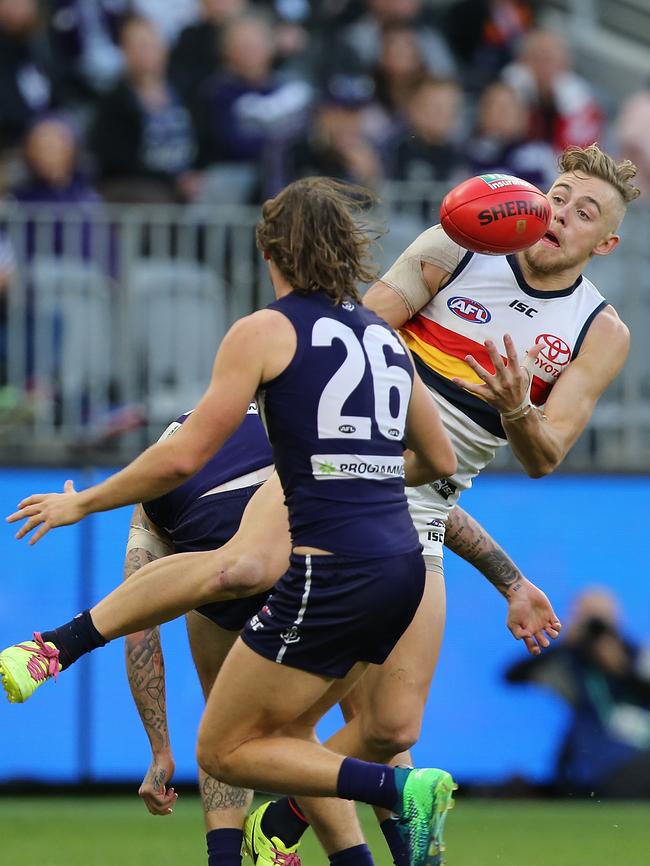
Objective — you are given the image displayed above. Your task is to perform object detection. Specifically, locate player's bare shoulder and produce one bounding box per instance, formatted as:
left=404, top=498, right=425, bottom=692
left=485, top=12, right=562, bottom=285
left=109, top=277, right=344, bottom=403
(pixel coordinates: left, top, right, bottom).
left=239, top=307, right=298, bottom=380
left=579, top=304, right=630, bottom=357
left=223, top=308, right=294, bottom=355
left=571, top=303, right=630, bottom=385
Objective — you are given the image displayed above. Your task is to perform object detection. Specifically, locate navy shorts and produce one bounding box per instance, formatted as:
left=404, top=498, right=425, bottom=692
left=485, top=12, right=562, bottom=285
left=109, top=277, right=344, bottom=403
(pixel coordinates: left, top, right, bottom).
left=240, top=548, right=425, bottom=678
left=170, top=486, right=271, bottom=633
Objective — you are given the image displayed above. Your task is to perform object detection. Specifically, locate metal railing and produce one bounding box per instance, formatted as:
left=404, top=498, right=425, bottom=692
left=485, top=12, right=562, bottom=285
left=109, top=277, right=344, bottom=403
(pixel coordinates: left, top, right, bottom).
left=1, top=189, right=649, bottom=470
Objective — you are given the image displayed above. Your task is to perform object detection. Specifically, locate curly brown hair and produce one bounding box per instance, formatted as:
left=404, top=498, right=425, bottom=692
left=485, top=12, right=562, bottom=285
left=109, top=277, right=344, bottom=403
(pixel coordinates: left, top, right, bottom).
left=256, top=177, right=380, bottom=305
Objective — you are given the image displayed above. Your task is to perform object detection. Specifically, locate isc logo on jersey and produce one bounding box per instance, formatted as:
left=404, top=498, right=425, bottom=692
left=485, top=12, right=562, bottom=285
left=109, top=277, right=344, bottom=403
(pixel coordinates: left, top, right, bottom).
left=447, top=296, right=491, bottom=324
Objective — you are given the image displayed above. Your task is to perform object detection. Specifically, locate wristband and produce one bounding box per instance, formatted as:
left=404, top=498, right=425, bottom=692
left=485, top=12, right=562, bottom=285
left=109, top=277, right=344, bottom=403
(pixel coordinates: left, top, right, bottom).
left=500, top=350, right=536, bottom=422
left=501, top=401, right=533, bottom=421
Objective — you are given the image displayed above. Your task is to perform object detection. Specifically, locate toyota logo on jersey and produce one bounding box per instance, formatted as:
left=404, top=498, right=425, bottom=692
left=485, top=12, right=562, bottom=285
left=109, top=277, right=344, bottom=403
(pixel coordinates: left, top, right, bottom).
left=447, top=296, right=492, bottom=324
left=535, top=333, right=571, bottom=376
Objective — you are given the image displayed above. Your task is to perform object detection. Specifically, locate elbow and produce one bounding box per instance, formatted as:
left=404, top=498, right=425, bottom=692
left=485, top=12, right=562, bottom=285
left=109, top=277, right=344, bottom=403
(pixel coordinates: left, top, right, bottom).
left=420, top=455, right=456, bottom=484
left=435, top=447, right=457, bottom=480
left=170, top=452, right=202, bottom=483
left=526, top=458, right=558, bottom=479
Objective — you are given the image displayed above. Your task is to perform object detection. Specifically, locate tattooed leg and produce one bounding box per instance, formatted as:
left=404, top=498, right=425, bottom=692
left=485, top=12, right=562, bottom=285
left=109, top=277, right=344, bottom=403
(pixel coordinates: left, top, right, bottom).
left=186, top=611, right=252, bottom=830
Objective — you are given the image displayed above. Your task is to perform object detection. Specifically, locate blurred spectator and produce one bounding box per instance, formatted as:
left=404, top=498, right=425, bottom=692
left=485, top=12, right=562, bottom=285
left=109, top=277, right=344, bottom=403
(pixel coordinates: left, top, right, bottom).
left=0, top=230, right=14, bottom=286
left=253, top=0, right=312, bottom=76
left=255, top=0, right=311, bottom=26
left=132, top=0, right=200, bottom=45
left=446, top=0, right=534, bottom=90
left=501, top=28, right=603, bottom=152
left=368, top=22, right=428, bottom=144
left=47, top=0, right=128, bottom=101
left=169, top=0, right=248, bottom=105
left=194, top=14, right=311, bottom=199
left=615, top=88, right=650, bottom=198
left=506, top=588, right=650, bottom=798
left=0, top=229, right=15, bottom=384
left=282, top=70, right=383, bottom=191
left=309, top=0, right=366, bottom=31
left=465, top=81, right=556, bottom=190
left=7, top=116, right=115, bottom=400
left=10, top=115, right=112, bottom=274
left=89, top=15, right=198, bottom=203
left=12, top=115, right=99, bottom=207
left=340, top=0, right=456, bottom=79
left=385, top=78, right=466, bottom=185
left=0, top=0, right=59, bottom=149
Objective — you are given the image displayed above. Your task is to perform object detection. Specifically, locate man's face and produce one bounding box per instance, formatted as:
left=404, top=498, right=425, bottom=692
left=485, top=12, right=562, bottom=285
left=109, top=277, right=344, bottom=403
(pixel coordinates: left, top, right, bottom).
left=523, top=171, right=622, bottom=275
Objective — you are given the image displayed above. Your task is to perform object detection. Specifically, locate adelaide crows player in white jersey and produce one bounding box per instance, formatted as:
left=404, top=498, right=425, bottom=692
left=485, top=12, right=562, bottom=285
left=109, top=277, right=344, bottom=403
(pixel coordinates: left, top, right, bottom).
left=235, top=143, right=639, bottom=864
left=315, top=143, right=640, bottom=843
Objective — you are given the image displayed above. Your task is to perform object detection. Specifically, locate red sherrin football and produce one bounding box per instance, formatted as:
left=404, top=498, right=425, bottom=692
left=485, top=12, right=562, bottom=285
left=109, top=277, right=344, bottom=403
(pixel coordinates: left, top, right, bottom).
left=440, top=174, right=551, bottom=254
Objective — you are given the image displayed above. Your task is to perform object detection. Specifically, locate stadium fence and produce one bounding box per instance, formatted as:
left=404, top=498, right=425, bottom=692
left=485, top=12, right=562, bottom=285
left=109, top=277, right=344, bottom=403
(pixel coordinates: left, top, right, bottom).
left=1, top=187, right=648, bottom=470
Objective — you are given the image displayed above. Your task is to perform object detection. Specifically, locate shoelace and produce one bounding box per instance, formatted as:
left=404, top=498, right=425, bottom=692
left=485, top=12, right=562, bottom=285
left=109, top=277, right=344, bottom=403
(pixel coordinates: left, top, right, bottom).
left=16, top=632, right=60, bottom=683
left=272, top=849, right=301, bottom=866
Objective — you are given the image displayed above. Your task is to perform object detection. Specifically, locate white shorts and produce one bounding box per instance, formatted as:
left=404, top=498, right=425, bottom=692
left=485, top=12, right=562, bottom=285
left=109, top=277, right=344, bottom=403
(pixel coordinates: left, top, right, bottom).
left=405, top=388, right=507, bottom=568
left=406, top=483, right=450, bottom=567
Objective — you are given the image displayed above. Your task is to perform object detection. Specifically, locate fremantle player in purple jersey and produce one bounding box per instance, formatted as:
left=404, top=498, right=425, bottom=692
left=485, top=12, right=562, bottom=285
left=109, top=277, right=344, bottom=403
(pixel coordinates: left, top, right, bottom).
left=124, top=408, right=388, bottom=866
left=3, top=178, right=459, bottom=866
left=123, top=406, right=274, bottom=863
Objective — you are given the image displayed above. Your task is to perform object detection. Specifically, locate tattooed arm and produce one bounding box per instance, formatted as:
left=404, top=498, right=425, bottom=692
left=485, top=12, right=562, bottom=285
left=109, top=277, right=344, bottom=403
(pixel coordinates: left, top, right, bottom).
left=124, top=505, right=178, bottom=816
left=445, top=505, right=562, bottom=656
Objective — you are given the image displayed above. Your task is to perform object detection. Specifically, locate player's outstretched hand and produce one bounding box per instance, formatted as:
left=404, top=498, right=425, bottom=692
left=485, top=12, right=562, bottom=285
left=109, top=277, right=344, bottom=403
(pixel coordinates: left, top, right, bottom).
left=139, top=751, right=178, bottom=816
left=506, top=577, right=562, bottom=656
left=452, top=334, right=543, bottom=414
left=6, top=480, right=87, bottom=545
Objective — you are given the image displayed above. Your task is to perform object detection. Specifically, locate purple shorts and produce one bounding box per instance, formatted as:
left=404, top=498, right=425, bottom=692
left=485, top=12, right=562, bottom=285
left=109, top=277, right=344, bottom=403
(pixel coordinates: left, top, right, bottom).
left=241, top=548, right=425, bottom=678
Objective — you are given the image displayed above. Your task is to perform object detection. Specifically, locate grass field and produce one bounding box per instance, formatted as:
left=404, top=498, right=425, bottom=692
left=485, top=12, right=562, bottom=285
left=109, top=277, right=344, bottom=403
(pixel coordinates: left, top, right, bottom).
left=1, top=796, right=648, bottom=866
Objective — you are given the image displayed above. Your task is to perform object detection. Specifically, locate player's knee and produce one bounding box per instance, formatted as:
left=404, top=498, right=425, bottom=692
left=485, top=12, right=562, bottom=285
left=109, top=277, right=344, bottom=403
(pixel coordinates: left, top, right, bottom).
left=209, top=553, right=270, bottom=599
left=196, top=741, right=219, bottom=780
left=196, top=737, right=236, bottom=784
left=362, top=715, right=421, bottom=759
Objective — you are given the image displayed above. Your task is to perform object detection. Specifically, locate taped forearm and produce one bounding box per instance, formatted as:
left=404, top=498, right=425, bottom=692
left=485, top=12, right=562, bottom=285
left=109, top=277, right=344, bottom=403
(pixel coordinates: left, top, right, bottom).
left=381, top=224, right=463, bottom=315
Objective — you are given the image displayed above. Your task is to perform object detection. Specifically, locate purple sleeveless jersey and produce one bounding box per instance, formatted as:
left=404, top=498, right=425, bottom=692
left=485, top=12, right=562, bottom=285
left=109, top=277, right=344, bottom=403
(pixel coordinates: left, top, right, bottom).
left=258, top=291, right=419, bottom=558
left=143, top=403, right=273, bottom=545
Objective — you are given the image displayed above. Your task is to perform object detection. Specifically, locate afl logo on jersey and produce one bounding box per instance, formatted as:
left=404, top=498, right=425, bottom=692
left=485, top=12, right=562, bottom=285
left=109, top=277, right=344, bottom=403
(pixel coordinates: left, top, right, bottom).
left=339, top=424, right=356, bottom=434
left=342, top=301, right=355, bottom=311
left=447, top=296, right=492, bottom=324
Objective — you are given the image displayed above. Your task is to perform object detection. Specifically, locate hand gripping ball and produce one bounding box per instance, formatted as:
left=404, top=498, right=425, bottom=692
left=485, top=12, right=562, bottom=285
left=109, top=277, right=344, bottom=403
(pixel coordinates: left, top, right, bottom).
left=440, top=174, right=551, bottom=254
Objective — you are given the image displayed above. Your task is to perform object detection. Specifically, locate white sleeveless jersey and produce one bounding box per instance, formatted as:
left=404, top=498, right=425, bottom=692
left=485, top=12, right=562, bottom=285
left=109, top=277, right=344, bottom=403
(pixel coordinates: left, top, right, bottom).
left=395, top=236, right=607, bottom=512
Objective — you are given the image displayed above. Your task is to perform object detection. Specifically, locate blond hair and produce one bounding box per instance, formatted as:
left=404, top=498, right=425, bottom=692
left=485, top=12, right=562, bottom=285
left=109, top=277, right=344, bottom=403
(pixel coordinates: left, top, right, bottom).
left=559, top=144, right=640, bottom=204
left=257, top=177, right=379, bottom=305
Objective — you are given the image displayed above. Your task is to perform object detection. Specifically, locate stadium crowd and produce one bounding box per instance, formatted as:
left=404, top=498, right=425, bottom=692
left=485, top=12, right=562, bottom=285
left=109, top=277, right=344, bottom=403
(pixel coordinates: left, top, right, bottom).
left=0, top=0, right=648, bottom=438
left=0, top=0, right=646, bottom=205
